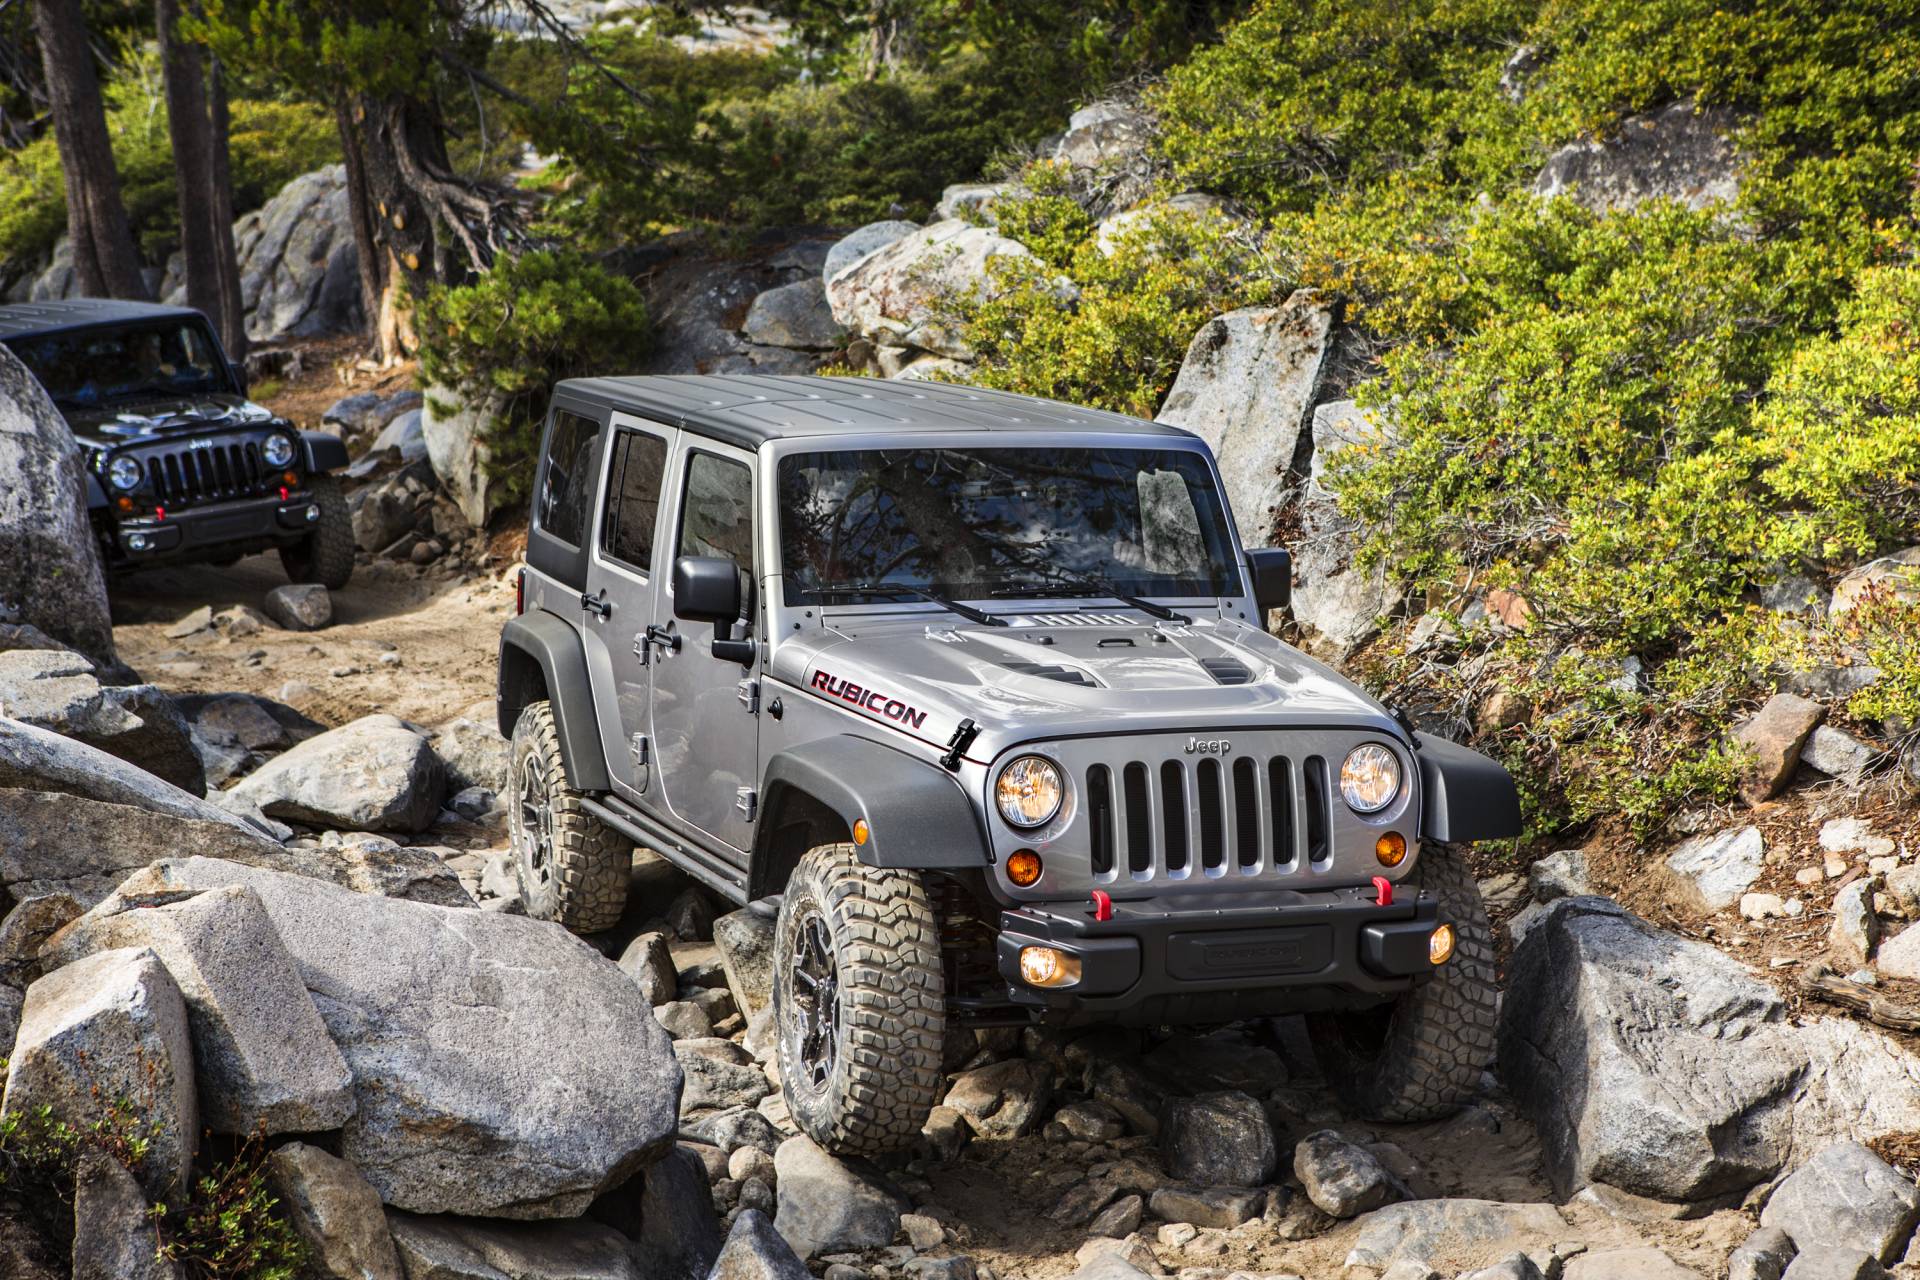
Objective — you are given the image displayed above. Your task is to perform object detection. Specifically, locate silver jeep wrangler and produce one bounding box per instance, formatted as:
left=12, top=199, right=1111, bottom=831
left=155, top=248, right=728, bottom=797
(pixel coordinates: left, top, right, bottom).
left=497, top=374, right=1521, bottom=1156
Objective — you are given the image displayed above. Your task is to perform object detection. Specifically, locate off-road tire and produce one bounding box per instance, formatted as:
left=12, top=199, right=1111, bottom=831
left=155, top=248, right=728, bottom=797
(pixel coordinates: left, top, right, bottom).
left=1307, top=844, right=1497, bottom=1121
left=508, top=700, right=629, bottom=933
left=774, top=844, right=945, bottom=1156
left=279, top=474, right=355, bottom=590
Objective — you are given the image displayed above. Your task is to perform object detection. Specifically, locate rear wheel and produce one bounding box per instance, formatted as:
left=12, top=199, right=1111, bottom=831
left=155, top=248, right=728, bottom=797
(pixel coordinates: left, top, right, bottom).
left=774, top=844, right=945, bottom=1156
left=1307, top=844, right=1497, bottom=1121
left=508, top=700, right=630, bottom=933
left=278, top=474, right=355, bottom=590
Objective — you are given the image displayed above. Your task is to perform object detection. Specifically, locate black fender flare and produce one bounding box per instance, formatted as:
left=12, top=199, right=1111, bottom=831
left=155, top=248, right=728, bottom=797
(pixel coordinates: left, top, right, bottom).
left=300, top=429, right=349, bottom=474
left=755, top=735, right=990, bottom=884
left=497, top=609, right=610, bottom=793
left=83, top=469, right=108, bottom=511
left=1414, top=732, right=1523, bottom=843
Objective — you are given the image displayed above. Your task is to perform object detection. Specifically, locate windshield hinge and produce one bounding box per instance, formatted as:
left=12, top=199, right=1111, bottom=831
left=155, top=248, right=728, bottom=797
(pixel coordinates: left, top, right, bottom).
left=735, top=787, right=758, bottom=822
left=939, top=718, right=980, bottom=772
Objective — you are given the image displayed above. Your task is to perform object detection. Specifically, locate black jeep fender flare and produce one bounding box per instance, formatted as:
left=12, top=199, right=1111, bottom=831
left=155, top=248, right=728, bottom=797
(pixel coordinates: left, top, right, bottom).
left=83, top=469, right=108, bottom=511
left=497, top=609, right=610, bottom=793
left=299, top=430, right=349, bottom=474
left=752, top=734, right=989, bottom=897
left=1413, top=732, right=1523, bottom=843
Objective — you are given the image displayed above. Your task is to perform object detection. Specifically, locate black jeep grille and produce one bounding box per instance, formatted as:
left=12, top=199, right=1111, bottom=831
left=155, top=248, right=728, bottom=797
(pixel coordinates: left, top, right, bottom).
left=142, top=440, right=271, bottom=507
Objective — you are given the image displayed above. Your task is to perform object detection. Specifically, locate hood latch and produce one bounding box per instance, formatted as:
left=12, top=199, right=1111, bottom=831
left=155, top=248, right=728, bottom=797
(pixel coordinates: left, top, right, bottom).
left=939, top=718, right=980, bottom=772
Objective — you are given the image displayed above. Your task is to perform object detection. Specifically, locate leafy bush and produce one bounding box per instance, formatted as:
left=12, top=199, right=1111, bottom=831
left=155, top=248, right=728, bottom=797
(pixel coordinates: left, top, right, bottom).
left=158, top=1132, right=307, bottom=1280
left=414, top=248, right=649, bottom=507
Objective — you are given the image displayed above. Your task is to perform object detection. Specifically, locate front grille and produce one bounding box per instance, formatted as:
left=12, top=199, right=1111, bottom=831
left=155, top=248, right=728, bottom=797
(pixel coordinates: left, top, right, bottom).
left=140, top=440, right=272, bottom=507
left=1085, top=748, right=1335, bottom=883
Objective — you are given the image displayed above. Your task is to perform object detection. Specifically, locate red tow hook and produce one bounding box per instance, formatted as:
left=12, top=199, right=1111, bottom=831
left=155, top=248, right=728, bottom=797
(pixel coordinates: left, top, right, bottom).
left=1090, top=889, right=1113, bottom=922
left=1371, top=875, right=1394, bottom=907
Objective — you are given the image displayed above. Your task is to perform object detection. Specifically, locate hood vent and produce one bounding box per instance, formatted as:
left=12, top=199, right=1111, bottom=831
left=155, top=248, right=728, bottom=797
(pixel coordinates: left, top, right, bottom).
left=998, top=660, right=1098, bottom=688
left=1014, top=613, right=1135, bottom=627
left=1201, top=657, right=1253, bottom=685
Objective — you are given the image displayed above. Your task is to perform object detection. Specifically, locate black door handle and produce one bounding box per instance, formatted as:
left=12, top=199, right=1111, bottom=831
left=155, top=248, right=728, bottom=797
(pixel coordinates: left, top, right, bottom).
left=644, top=623, right=681, bottom=654
left=581, top=591, right=612, bottom=619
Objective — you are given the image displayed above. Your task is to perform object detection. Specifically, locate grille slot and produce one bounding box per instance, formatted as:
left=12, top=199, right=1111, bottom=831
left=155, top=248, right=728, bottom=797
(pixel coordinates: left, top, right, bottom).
left=1159, top=761, right=1188, bottom=872
left=1197, top=758, right=1225, bottom=871
left=1268, top=757, right=1296, bottom=869
left=1122, top=762, right=1152, bottom=875
left=140, top=439, right=269, bottom=507
left=1303, top=756, right=1331, bottom=865
left=1233, top=756, right=1260, bottom=869
left=1088, top=764, right=1115, bottom=876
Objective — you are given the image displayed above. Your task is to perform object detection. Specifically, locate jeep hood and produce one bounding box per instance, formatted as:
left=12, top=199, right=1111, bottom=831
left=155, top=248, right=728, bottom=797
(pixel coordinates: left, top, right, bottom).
left=772, top=610, right=1401, bottom=762
left=66, top=394, right=276, bottom=444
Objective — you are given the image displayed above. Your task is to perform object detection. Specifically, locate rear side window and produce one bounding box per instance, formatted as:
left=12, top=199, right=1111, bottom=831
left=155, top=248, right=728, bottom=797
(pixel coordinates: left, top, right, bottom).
left=601, top=430, right=669, bottom=572
left=538, top=410, right=601, bottom=547
left=678, top=452, right=754, bottom=566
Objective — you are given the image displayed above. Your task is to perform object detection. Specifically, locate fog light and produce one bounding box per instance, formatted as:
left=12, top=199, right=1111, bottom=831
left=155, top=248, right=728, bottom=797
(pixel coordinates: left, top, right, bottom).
left=304, top=504, right=320, bottom=523
left=126, top=532, right=150, bottom=552
left=1007, top=850, right=1043, bottom=886
left=852, top=818, right=870, bottom=846
left=1019, top=946, right=1081, bottom=988
left=1375, top=832, right=1407, bottom=867
left=1429, top=924, right=1456, bottom=965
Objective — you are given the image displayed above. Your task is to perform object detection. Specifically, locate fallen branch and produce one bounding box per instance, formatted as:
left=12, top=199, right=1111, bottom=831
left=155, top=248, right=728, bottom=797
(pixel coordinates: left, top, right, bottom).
left=1800, top=964, right=1920, bottom=1034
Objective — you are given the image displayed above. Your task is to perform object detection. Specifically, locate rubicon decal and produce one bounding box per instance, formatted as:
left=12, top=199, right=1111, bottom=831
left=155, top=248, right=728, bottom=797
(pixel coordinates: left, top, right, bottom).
left=810, top=669, right=929, bottom=730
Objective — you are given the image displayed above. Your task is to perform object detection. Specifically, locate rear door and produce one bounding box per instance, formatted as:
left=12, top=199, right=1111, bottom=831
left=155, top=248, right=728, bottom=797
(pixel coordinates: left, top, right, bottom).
left=584, top=415, right=676, bottom=801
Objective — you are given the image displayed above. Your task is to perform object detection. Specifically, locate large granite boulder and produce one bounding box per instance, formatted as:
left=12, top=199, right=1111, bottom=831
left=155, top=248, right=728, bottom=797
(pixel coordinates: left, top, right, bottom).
left=227, top=165, right=364, bottom=343
left=0, top=346, right=116, bottom=668
left=1155, top=292, right=1335, bottom=550
left=773, top=1135, right=905, bottom=1258
left=827, top=219, right=1065, bottom=359
left=421, top=384, right=501, bottom=532
left=820, top=220, right=919, bottom=285
left=227, top=713, right=446, bottom=833
left=74, top=1153, right=183, bottom=1280
left=81, top=857, right=680, bottom=1217
left=1532, top=100, right=1742, bottom=213
left=386, top=1212, right=642, bottom=1280
left=742, top=279, right=843, bottom=351
left=0, top=649, right=203, bottom=794
left=1289, top=399, right=1400, bottom=647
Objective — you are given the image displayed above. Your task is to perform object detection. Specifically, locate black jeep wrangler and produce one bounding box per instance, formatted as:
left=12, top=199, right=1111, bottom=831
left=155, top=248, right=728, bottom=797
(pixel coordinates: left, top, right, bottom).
left=0, top=299, right=354, bottom=587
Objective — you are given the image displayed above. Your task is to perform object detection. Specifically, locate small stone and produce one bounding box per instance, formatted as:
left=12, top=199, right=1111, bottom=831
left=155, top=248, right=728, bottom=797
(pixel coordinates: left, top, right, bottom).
left=1147, top=1185, right=1262, bottom=1230
left=1158, top=1223, right=1198, bottom=1249
left=1292, top=1130, right=1406, bottom=1219
left=1785, top=898, right=1805, bottom=917
left=1665, top=826, right=1767, bottom=912
left=1872, top=924, right=1920, bottom=982
left=1047, top=1099, right=1126, bottom=1143
left=1727, top=1226, right=1797, bottom=1280
left=1459, top=1256, right=1544, bottom=1280
left=1731, top=693, right=1824, bottom=801
left=264, top=583, right=333, bottom=631
left=1802, top=727, right=1878, bottom=784
left=1821, top=818, right=1897, bottom=859
left=656, top=1000, right=713, bottom=1040
left=1088, top=1194, right=1144, bottom=1239
left=1797, top=867, right=1825, bottom=885
left=1778, top=1247, right=1892, bottom=1279
left=922, top=1105, right=970, bottom=1162
left=944, top=1059, right=1053, bottom=1139
left=1529, top=850, right=1592, bottom=902
left=269, top=1143, right=405, bottom=1280
left=1159, top=1091, right=1276, bottom=1187
left=1830, top=880, right=1880, bottom=968
left=165, top=605, right=215, bottom=638
left=900, top=1213, right=945, bottom=1251
left=619, top=931, right=678, bottom=1006
left=1761, top=1141, right=1920, bottom=1263
left=1742, top=893, right=1789, bottom=921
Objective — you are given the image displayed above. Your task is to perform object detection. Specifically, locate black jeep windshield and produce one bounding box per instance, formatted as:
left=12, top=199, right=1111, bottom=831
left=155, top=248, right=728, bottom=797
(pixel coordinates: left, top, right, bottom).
left=6, top=320, right=231, bottom=408
left=778, top=447, right=1241, bottom=605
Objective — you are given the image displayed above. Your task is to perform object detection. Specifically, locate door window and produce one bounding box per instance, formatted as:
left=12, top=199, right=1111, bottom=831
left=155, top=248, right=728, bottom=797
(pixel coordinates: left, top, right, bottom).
left=677, top=452, right=755, bottom=567
left=600, top=429, right=670, bottom=573
left=537, top=410, right=602, bottom=547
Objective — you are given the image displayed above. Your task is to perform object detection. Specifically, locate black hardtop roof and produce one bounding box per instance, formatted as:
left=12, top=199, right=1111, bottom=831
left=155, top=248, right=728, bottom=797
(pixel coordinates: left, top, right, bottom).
left=0, top=298, right=207, bottom=342
left=554, top=374, right=1197, bottom=450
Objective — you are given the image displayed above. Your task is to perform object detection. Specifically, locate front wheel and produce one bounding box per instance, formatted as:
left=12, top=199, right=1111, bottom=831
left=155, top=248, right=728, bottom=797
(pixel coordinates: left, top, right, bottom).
left=508, top=700, right=630, bottom=933
left=1306, top=844, right=1497, bottom=1121
left=774, top=844, right=945, bottom=1156
left=279, top=474, right=355, bottom=590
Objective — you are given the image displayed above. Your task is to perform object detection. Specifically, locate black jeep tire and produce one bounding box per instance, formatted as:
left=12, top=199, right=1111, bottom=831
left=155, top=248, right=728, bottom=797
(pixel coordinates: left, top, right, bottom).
left=1306, top=844, right=1498, bottom=1121
left=507, top=700, right=630, bottom=933
left=774, top=844, right=945, bottom=1156
left=278, top=474, right=355, bottom=590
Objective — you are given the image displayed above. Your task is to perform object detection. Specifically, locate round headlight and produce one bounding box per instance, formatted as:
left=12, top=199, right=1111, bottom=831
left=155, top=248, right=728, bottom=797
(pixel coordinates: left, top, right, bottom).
left=1340, top=743, right=1403, bottom=814
left=996, top=756, right=1064, bottom=828
left=262, top=433, right=297, bottom=468
left=107, top=455, right=142, bottom=491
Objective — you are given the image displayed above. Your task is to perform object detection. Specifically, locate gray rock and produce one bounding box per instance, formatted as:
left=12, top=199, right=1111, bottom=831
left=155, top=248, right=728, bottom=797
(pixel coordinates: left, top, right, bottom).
left=387, top=1211, right=642, bottom=1280
left=934, top=182, right=1017, bottom=224
left=352, top=479, right=420, bottom=553
left=45, top=884, right=354, bottom=1135
left=1830, top=547, right=1920, bottom=617
left=685, top=1106, right=782, bottom=1156
left=742, top=280, right=843, bottom=351
left=434, top=715, right=510, bottom=793
left=0, top=650, right=204, bottom=794
left=772, top=1135, right=904, bottom=1258
left=1732, top=693, right=1825, bottom=802
left=73, top=1153, right=182, bottom=1280
left=1342, top=1199, right=1570, bottom=1272
left=325, top=388, right=423, bottom=438
left=347, top=408, right=429, bottom=479
left=1065, top=1252, right=1158, bottom=1280
left=1499, top=897, right=1803, bottom=1200
left=1055, top=101, right=1153, bottom=173
left=1728, top=1226, right=1797, bottom=1280
left=668, top=888, right=716, bottom=941
left=1045, top=1098, right=1124, bottom=1142
left=422, top=384, right=502, bottom=530
left=1761, top=1141, right=1920, bottom=1263
left=714, top=908, right=775, bottom=1019
left=264, top=583, right=333, bottom=631
left=0, top=346, right=117, bottom=667
left=827, top=220, right=1063, bottom=358
left=1154, top=293, right=1335, bottom=552
left=621, top=932, right=679, bottom=1005
left=3, top=947, right=196, bottom=1201
left=1562, top=1247, right=1706, bottom=1279
left=677, top=1039, right=774, bottom=1112
left=821, top=220, right=919, bottom=285
left=1780, top=1250, right=1891, bottom=1280
left=1093, top=192, right=1239, bottom=256
left=1294, top=1129, right=1405, bottom=1218
left=1801, top=726, right=1877, bottom=784
left=235, top=166, right=364, bottom=343
left=1146, top=1183, right=1262, bottom=1228
left=1160, top=1090, right=1277, bottom=1187
left=1529, top=850, right=1592, bottom=902
left=1460, top=1256, right=1544, bottom=1280
left=710, top=1208, right=810, bottom=1280
left=1829, top=880, right=1880, bottom=968
left=1087, top=1193, right=1144, bottom=1238
left=269, top=1142, right=405, bottom=1280
left=1532, top=100, right=1742, bottom=213
left=1873, top=923, right=1920, bottom=981
left=87, top=857, right=679, bottom=1218
left=1090, top=1058, right=1167, bottom=1136
left=1664, top=826, right=1767, bottom=913
left=943, top=1058, right=1053, bottom=1139
left=228, top=713, right=445, bottom=832
left=1290, top=399, right=1400, bottom=647
left=657, top=1001, right=713, bottom=1040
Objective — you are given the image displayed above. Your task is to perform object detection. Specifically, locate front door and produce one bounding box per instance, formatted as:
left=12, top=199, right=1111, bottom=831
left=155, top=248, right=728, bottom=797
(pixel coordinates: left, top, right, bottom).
left=584, top=418, right=675, bottom=800
left=650, top=440, right=760, bottom=855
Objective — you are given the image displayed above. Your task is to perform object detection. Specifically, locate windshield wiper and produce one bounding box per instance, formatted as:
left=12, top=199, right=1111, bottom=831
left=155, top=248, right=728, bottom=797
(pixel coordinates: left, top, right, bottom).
left=992, top=571, right=1193, bottom=624
left=812, top=583, right=1008, bottom=627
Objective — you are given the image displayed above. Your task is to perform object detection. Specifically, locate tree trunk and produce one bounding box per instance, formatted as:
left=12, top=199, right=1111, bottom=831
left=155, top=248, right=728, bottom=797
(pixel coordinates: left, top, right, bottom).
left=158, top=0, right=248, bottom=356
left=334, top=94, right=394, bottom=362
left=32, top=0, right=148, bottom=299
left=206, top=54, right=246, bottom=359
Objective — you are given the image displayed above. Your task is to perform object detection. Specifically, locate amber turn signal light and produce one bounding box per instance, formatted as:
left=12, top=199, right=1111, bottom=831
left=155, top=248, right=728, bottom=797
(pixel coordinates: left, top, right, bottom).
left=1375, top=832, right=1407, bottom=867
left=1018, top=946, right=1081, bottom=988
left=1007, top=850, right=1043, bottom=886
left=852, top=817, right=870, bottom=846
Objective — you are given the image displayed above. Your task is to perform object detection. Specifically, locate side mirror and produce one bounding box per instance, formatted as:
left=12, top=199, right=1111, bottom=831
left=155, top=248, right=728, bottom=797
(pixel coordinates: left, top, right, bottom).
left=1245, top=548, right=1292, bottom=618
left=672, top=555, right=754, bottom=664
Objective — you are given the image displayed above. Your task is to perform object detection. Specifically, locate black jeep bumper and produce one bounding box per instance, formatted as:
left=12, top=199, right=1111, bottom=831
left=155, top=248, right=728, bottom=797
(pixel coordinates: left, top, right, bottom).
left=103, top=493, right=323, bottom=568
left=995, top=884, right=1446, bottom=1024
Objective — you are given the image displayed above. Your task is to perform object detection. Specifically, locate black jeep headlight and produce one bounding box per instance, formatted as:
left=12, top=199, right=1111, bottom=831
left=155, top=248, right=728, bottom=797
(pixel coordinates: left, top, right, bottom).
left=1340, top=743, right=1402, bottom=814
left=996, top=755, right=1064, bottom=828
left=108, top=455, right=142, bottom=491
left=262, top=432, right=297, bottom=469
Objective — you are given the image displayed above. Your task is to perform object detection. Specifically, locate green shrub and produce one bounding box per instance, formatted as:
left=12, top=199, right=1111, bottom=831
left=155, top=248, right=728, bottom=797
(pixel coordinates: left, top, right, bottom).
left=158, top=1132, right=307, bottom=1280
left=414, top=248, right=649, bottom=508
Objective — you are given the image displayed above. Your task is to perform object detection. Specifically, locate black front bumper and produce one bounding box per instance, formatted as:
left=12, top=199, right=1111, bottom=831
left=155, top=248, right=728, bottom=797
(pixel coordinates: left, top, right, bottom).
left=102, top=493, right=322, bottom=567
left=995, top=884, right=1446, bottom=1024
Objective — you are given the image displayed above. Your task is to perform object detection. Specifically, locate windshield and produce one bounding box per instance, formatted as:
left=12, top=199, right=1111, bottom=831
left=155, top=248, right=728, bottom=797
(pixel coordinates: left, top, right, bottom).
left=6, top=320, right=231, bottom=408
left=778, top=446, right=1241, bottom=605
